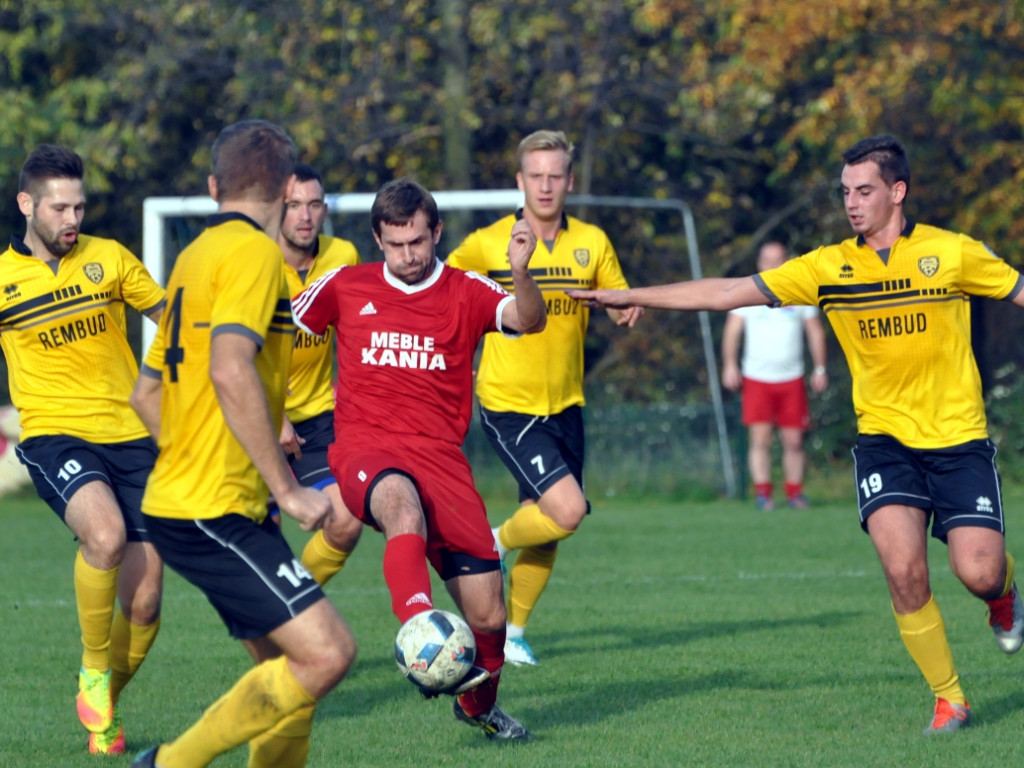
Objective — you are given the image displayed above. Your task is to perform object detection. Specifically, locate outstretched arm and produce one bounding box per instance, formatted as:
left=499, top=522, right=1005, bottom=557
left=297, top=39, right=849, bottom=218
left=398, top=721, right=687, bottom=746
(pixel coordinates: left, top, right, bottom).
left=567, top=275, right=771, bottom=313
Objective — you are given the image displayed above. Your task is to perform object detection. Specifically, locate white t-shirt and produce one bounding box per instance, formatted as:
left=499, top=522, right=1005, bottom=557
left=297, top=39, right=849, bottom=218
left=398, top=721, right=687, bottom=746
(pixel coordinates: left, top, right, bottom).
left=729, top=305, right=818, bottom=383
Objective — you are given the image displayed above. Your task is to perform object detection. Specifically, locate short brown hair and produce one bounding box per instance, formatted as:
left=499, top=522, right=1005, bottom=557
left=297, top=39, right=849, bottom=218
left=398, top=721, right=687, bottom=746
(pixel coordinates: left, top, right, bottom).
left=19, top=145, right=84, bottom=199
left=842, top=134, right=910, bottom=194
left=517, top=130, right=574, bottom=173
left=211, top=120, right=296, bottom=203
left=371, top=178, right=440, bottom=236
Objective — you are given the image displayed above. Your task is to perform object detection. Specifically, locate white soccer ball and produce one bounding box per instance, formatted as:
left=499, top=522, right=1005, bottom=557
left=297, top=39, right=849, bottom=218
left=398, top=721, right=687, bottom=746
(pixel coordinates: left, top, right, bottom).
left=394, top=609, right=476, bottom=693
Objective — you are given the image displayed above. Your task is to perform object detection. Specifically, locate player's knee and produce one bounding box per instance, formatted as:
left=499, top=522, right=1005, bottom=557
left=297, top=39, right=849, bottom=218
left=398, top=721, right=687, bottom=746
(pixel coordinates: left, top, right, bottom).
left=80, top=528, right=127, bottom=568
left=326, top=510, right=362, bottom=551
left=124, top=587, right=162, bottom=625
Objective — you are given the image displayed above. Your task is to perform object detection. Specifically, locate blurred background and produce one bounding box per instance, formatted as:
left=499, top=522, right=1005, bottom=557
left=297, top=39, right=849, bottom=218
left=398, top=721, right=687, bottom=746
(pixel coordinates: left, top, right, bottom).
left=2, top=0, right=1023, bottom=499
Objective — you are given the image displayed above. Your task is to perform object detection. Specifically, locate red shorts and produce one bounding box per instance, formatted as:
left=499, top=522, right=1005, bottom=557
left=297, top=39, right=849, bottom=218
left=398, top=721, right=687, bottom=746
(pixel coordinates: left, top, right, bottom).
left=329, top=433, right=496, bottom=568
left=741, top=376, right=810, bottom=430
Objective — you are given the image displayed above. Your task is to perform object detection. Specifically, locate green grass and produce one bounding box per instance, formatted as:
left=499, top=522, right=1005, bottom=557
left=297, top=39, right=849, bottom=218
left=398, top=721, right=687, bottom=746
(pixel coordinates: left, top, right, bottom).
left=5, top=484, right=1024, bottom=767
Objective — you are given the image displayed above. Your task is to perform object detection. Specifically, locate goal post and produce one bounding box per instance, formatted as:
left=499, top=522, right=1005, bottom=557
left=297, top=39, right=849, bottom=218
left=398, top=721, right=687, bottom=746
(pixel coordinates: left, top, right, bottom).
left=141, top=190, right=736, bottom=496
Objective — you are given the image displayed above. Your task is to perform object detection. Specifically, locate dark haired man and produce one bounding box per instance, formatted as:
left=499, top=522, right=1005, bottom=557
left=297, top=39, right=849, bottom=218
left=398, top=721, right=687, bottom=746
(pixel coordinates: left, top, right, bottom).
left=276, top=163, right=363, bottom=585
left=569, top=134, right=1024, bottom=735
left=130, top=120, right=355, bottom=767
left=292, top=177, right=545, bottom=740
left=2, top=144, right=165, bottom=755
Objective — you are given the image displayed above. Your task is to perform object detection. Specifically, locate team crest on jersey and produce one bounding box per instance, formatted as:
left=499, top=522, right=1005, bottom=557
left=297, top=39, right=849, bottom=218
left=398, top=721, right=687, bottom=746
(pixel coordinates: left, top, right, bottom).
left=918, top=256, right=939, bottom=278
left=83, top=263, right=104, bottom=284
left=574, top=248, right=591, bottom=268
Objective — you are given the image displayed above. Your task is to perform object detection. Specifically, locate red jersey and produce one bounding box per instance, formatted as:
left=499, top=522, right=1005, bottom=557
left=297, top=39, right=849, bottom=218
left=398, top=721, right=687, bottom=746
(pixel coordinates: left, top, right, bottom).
left=292, top=259, right=515, bottom=447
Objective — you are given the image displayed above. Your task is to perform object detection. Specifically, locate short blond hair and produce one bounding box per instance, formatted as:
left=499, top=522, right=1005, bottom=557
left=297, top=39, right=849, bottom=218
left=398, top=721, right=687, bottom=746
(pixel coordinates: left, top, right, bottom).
left=517, top=130, right=574, bottom=172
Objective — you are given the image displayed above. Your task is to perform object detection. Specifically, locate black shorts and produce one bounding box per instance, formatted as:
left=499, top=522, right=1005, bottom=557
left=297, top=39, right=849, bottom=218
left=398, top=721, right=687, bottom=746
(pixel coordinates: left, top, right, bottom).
left=144, top=513, right=325, bottom=639
left=16, top=434, right=157, bottom=542
left=852, top=434, right=1004, bottom=543
left=479, top=405, right=586, bottom=503
left=289, top=411, right=336, bottom=490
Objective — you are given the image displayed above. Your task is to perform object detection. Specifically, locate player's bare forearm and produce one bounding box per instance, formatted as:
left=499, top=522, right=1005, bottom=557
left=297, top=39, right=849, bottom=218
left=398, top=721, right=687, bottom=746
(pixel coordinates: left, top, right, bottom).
left=210, top=335, right=296, bottom=499
left=130, top=372, right=163, bottom=439
left=506, top=219, right=546, bottom=333
left=567, top=276, right=769, bottom=313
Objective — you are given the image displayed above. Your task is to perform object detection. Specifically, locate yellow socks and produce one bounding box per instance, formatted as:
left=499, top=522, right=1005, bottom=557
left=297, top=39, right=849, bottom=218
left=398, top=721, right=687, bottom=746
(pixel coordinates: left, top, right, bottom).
left=497, top=504, right=573, bottom=551
left=158, top=655, right=315, bottom=767
left=301, top=530, right=351, bottom=586
left=74, top=550, right=118, bottom=671
left=109, top=611, right=161, bottom=704
left=507, top=544, right=558, bottom=627
left=247, top=703, right=315, bottom=768
left=894, top=595, right=965, bottom=705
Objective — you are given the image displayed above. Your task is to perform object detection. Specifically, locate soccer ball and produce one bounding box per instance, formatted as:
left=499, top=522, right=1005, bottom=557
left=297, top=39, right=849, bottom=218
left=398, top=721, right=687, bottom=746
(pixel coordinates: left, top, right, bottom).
left=394, top=609, right=476, bottom=693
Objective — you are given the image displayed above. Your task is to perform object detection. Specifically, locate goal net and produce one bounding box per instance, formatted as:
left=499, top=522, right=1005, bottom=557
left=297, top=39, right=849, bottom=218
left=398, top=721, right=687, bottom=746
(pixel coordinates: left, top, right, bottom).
left=141, top=191, right=735, bottom=498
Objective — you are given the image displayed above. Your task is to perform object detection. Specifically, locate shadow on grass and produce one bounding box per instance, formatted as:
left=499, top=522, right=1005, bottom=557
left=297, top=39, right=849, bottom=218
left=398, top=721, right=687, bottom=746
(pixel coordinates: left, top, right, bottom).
left=311, top=609, right=866, bottom=730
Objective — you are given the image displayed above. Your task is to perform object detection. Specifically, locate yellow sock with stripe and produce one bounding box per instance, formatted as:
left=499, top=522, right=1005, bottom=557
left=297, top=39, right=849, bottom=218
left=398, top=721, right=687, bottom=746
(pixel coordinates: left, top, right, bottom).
left=109, top=611, right=161, bottom=704
left=301, top=530, right=351, bottom=586
left=157, top=655, right=315, bottom=767
left=508, top=544, right=558, bottom=627
left=74, top=550, right=118, bottom=671
left=893, top=595, right=965, bottom=705
left=247, top=703, right=315, bottom=768
left=1001, top=551, right=1016, bottom=597
left=497, top=504, right=574, bottom=551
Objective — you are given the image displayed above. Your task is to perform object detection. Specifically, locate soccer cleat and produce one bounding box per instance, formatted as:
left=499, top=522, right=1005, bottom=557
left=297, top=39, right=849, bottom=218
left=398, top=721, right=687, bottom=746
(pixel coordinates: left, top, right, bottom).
left=504, top=636, right=539, bottom=666
left=77, top=667, right=114, bottom=733
left=453, top=698, right=532, bottom=741
left=755, top=495, right=775, bottom=512
left=987, top=584, right=1024, bottom=654
left=131, top=746, right=162, bottom=767
left=923, top=698, right=970, bottom=734
left=787, top=494, right=810, bottom=509
left=412, top=664, right=491, bottom=700
left=88, top=704, right=125, bottom=755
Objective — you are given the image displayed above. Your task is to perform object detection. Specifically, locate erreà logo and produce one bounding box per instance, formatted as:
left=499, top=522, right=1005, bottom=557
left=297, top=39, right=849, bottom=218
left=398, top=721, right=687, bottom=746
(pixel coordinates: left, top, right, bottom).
left=3, top=283, right=17, bottom=294
left=839, top=264, right=854, bottom=279
left=918, top=256, right=939, bottom=278
left=83, top=263, right=104, bottom=284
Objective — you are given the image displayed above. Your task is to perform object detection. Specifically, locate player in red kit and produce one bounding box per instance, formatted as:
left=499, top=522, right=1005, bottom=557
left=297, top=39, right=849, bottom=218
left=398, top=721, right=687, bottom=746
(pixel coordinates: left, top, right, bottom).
left=292, top=178, right=545, bottom=740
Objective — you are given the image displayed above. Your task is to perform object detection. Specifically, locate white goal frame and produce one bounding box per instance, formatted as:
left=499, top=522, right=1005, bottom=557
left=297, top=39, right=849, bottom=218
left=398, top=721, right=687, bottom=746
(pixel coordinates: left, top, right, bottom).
left=141, top=190, right=736, bottom=496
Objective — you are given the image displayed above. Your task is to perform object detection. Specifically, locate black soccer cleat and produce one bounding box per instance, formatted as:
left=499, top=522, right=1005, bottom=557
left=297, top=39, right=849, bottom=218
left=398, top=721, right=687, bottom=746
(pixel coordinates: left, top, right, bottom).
left=453, top=698, right=532, bottom=741
left=411, top=664, right=491, bottom=700
left=131, top=746, right=161, bottom=767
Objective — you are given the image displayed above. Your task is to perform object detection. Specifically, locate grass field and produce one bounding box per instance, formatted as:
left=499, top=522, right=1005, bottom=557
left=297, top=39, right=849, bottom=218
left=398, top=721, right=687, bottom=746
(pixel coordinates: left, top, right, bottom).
left=5, top=484, right=1024, bottom=767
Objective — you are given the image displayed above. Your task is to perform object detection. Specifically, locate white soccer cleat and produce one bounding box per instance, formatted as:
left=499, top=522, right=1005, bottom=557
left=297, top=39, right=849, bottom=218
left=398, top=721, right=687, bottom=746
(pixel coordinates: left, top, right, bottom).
left=988, top=585, right=1024, bottom=654
left=504, top=636, right=539, bottom=666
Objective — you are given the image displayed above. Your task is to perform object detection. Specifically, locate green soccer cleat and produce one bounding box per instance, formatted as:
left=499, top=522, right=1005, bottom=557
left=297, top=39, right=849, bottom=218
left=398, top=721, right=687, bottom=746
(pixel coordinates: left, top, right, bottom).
left=453, top=698, right=531, bottom=741
left=88, top=704, right=125, bottom=755
left=923, top=698, right=970, bottom=735
left=77, top=667, right=113, bottom=733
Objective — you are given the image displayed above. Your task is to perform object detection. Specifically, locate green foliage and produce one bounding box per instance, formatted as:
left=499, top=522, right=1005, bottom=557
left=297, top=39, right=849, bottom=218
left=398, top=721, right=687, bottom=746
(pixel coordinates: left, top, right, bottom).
left=2, top=0, right=1024, bottom=411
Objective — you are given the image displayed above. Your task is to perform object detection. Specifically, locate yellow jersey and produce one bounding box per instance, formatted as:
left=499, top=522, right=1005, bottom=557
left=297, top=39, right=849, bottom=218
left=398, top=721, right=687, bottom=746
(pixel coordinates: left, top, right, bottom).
left=0, top=234, right=164, bottom=441
left=141, top=213, right=294, bottom=521
left=447, top=212, right=630, bottom=415
left=758, top=221, right=1023, bottom=448
left=284, top=235, right=360, bottom=423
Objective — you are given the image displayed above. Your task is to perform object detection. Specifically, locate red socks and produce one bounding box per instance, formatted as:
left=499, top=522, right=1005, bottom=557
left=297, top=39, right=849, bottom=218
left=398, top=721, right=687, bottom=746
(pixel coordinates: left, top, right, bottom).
left=383, top=533, right=433, bottom=623
left=457, top=629, right=504, bottom=716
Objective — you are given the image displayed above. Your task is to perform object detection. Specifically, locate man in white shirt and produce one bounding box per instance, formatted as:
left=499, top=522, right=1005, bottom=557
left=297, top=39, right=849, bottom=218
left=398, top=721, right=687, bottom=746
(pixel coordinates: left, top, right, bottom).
left=721, top=242, right=828, bottom=510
